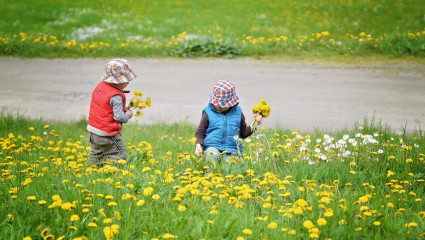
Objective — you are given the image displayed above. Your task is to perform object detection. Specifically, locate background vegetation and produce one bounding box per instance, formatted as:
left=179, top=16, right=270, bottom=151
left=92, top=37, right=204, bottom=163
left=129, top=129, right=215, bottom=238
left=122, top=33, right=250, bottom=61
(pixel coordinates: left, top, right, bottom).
left=0, top=0, right=424, bottom=58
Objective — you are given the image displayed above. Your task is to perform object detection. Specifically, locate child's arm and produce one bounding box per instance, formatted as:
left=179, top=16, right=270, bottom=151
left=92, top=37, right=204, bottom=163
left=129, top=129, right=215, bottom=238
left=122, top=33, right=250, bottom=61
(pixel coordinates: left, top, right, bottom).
left=240, top=113, right=262, bottom=138
left=194, top=112, right=209, bottom=157
left=110, top=95, right=132, bottom=123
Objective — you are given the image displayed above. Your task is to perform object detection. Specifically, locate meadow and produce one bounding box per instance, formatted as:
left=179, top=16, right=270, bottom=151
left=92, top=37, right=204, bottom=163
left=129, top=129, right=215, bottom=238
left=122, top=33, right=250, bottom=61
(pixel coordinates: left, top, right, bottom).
left=0, top=0, right=424, bottom=58
left=1, top=111, right=424, bottom=240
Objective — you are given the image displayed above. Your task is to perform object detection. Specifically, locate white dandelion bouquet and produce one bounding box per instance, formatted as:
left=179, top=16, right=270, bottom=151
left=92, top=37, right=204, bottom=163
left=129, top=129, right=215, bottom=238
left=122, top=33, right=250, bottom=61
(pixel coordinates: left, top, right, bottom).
left=126, top=91, right=151, bottom=121
left=251, top=99, right=271, bottom=129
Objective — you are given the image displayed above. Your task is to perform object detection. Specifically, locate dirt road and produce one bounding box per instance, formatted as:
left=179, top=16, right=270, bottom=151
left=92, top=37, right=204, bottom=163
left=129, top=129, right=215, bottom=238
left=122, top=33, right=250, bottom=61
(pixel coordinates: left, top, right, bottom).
left=1, top=57, right=424, bottom=133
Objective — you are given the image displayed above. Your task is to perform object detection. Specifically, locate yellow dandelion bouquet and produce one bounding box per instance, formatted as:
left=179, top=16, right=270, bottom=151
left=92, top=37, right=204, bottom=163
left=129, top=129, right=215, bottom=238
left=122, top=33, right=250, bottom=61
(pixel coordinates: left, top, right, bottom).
left=251, top=99, right=271, bottom=129
left=126, top=90, right=152, bottom=121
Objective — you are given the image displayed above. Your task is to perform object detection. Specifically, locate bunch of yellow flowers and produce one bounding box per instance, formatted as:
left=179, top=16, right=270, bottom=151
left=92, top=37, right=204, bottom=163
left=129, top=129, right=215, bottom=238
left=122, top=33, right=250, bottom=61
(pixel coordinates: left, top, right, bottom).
left=251, top=99, right=270, bottom=130
left=252, top=99, right=271, bottom=117
left=126, top=90, right=152, bottom=120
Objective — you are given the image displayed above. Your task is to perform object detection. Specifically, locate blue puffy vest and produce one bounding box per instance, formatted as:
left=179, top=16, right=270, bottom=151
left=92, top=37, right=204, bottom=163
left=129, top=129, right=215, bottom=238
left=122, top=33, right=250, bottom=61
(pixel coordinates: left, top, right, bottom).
left=203, top=103, right=243, bottom=154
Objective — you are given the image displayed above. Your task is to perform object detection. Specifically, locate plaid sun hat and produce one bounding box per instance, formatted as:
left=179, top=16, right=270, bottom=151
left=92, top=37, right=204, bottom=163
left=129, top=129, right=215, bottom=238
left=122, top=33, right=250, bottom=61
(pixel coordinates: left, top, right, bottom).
left=102, top=58, right=137, bottom=83
left=209, top=79, right=239, bottom=108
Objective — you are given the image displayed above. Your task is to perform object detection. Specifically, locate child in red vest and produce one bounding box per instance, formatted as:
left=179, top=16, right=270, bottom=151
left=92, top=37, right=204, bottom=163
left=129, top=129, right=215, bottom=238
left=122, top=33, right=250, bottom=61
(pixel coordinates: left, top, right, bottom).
left=87, top=58, right=137, bottom=167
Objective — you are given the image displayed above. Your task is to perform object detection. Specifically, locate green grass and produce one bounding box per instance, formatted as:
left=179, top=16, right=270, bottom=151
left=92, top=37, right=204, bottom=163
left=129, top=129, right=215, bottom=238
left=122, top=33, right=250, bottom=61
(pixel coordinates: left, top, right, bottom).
left=0, top=0, right=424, bottom=58
left=1, top=111, right=424, bottom=239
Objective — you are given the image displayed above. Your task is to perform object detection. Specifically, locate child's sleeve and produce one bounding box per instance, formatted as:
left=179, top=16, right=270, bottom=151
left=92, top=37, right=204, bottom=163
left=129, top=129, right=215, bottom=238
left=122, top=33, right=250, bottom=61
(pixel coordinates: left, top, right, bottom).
left=110, top=95, right=129, bottom=123
left=240, top=113, right=254, bottom=138
left=195, top=112, right=209, bottom=146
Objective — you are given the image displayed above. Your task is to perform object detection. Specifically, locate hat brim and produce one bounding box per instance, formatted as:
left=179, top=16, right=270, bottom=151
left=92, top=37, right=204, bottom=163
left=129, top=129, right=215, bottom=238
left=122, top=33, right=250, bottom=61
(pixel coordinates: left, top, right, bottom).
left=103, top=71, right=137, bottom=83
left=209, top=95, right=239, bottom=108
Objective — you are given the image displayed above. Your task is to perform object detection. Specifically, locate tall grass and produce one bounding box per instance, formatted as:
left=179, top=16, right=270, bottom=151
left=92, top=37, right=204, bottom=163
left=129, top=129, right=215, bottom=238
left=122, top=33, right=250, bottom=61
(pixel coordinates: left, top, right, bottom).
left=0, top=0, right=424, bottom=58
left=1, top=111, right=424, bottom=239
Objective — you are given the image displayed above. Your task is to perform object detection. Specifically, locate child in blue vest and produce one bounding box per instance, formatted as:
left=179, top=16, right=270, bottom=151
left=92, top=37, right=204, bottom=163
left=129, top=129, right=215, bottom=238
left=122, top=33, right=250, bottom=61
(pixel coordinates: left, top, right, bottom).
left=195, top=79, right=262, bottom=163
left=87, top=58, right=136, bottom=167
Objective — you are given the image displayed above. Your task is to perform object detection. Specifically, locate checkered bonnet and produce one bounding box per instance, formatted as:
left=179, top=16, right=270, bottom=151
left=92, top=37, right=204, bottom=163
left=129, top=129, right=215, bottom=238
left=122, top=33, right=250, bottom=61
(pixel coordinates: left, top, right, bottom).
left=102, top=58, right=137, bottom=83
left=209, top=79, right=239, bottom=108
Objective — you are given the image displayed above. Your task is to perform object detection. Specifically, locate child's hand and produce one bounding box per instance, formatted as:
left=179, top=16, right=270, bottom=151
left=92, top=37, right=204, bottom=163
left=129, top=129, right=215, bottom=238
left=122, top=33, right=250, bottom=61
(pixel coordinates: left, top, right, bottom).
left=255, top=114, right=263, bottom=124
left=126, top=110, right=134, bottom=119
left=195, top=143, right=203, bottom=157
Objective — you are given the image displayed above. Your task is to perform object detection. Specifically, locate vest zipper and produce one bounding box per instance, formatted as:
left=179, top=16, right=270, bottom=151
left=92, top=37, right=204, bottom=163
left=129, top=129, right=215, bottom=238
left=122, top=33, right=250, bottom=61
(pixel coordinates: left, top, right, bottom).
left=223, top=115, right=227, bottom=150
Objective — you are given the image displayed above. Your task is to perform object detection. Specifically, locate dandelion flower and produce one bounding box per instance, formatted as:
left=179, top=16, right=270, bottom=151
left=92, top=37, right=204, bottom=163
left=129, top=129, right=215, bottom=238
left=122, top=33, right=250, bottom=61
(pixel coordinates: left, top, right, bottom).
left=88, top=222, right=98, bottom=228
left=41, top=228, right=49, bottom=237
left=268, top=222, right=278, bottom=229
left=242, top=229, right=252, bottom=235
left=303, top=220, right=314, bottom=229
left=152, top=194, right=160, bottom=200
left=105, top=195, right=114, bottom=200
left=144, top=187, right=154, bottom=196
left=103, top=218, right=113, bottom=224
left=317, top=218, right=327, bottom=226
left=373, top=221, right=381, bottom=226
left=161, top=233, right=176, bottom=239
left=137, top=200, right=145, bottom=206
left=27, top=196, right=36, bottom=201
left=178, top=204, right=187, bottom=212
left=70, top=214, right=80, bottom=222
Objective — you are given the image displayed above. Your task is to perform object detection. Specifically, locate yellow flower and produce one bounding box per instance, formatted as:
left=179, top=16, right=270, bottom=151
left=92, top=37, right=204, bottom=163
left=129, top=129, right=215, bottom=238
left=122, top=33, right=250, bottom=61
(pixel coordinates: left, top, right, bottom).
left=70, top=214, right=80, bottom=222
left=207, top=220, right=214, bottom=225
left=242, top=229, right=252, bottom=235
left=144, top=187, right=154, bottom=196
left=88, top=222, right=98, bottom=228
left=118, top=159, right=127, bottom=165
left=137, top=200, right=145, bottom=206
left=41, top=228, right=49, bottom=237
left=107, top=201, right=118, bottom=207
left=152, top=194, right=160, bottom=200
left=387, top=170, right=395, bottom=177
left=303, top=220, right=314, bottom=229
left=61, top=202, right=76, bottom=210
left=237, top=237, right=245, bottom=240
left=178, top=204, right=187, bottom=212
left=268, top=221, right=278, bottom=229
left=105, top=195, right=114, bottom=200
left=22, top=178, right=32, bottom=186
left=317, top=218, right=327, bottom=226
left=23, top=237, right=32, bottom=240
left=405, top=222, right=417, bottom=227
left=355, top=227, right=362, bottom=231
left=114, top=211, right=122, bottom=220
left=373, top=221, right=381, bottom=226
left=52, top=195, right=61, bottom=201
left=103, top=218, right=113, bottom=224
left=28, top=127, right=34, bottom=131
left=27, top=196, right=36, bottom=201
left=161, top=233, right=177, bottom=239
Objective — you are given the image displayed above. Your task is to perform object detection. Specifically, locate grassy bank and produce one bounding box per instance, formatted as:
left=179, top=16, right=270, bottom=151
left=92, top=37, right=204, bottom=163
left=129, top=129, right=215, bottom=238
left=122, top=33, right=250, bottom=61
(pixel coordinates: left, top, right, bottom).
left=0, top=0, right=424, bottom=58
left=1, top=112, right=424, bottom=239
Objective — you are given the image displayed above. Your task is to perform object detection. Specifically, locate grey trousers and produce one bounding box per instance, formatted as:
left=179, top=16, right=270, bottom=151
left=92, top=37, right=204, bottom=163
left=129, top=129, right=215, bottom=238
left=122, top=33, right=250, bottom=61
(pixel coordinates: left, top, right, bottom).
left=88, top=132, right=127, bottom=167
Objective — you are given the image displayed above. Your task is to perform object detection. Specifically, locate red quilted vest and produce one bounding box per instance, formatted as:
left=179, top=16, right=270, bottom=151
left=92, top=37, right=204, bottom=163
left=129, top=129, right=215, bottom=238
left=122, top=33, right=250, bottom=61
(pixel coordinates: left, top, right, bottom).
left=88, top=81, right=127, bottom=136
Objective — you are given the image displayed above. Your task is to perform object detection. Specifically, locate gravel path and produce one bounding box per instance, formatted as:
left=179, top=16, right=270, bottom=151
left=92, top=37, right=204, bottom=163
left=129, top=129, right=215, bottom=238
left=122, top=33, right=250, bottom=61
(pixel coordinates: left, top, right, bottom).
left=1, top=57, right=424, bottom=133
